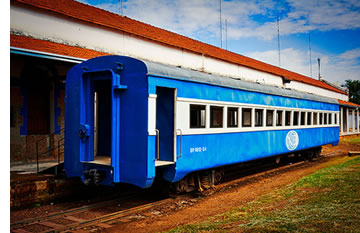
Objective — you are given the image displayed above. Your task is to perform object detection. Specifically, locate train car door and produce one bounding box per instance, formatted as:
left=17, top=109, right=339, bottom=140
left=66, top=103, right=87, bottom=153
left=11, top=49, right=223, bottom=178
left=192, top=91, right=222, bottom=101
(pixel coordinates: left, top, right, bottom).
left=156, top=87, right=177, bottom=165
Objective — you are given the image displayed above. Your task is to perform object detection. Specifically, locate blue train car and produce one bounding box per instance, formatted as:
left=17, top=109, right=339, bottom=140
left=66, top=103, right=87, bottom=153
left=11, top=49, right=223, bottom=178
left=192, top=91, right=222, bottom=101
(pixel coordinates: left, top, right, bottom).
left=64, top=55, right=339, bottom=188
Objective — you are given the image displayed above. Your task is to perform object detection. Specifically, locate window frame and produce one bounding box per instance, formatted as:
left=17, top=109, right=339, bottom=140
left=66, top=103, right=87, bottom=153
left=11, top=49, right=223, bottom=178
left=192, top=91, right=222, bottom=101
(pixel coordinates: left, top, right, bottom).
left=210, top=106, right=224, bottom=128
left=242, top=108, right=252, bottom=127
left=276, top=110, right=283, bottom=126
left=300, top=112, right=306, bottom=126
left=293, top=111, right=299, bottom=126
left=189, top=104, right=206, bottom=128
left=189, top=102, right=338, bottom=131
left=227, top=107, right=239, bottom=128
left=324, top=113, right=328, bottom=125
left=266, top=109, right=274, bottom=127
left=285, top=111, right=291, bottom=126
left=307, top=112, right=312, bottom=125
left=255, top=109, right=264, bottom=127
left=313, top=112, right=318, bottom=125
left=319, top=112, right=323, bottom=125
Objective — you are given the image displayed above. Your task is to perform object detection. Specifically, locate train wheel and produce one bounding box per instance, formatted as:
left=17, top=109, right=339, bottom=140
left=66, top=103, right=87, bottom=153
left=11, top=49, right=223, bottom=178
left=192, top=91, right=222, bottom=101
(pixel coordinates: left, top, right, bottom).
left=303, top=150, right=314, bottom=161
left=214, top=169, right=224, bottom=184
left=314, top=147, right=322, bottom=158
left=275, top=156, right=281, bottom=164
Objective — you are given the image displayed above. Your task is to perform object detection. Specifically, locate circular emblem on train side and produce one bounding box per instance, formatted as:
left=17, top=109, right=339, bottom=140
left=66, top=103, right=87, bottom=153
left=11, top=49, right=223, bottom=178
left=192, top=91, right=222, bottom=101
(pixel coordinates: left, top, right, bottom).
left=286, top=130, right=299, bottom=151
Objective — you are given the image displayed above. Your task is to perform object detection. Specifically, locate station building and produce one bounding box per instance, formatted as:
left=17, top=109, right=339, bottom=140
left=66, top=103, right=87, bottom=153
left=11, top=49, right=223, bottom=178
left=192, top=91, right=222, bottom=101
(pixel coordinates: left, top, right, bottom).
left=10, top=0, right=360, bottom=164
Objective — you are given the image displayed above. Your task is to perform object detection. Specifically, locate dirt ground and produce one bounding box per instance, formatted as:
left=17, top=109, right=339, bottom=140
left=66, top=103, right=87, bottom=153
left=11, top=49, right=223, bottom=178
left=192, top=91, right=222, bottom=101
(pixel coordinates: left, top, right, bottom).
left=10, top=137, right=360, bottom=232
left=105, top=138, right=360, bottom=233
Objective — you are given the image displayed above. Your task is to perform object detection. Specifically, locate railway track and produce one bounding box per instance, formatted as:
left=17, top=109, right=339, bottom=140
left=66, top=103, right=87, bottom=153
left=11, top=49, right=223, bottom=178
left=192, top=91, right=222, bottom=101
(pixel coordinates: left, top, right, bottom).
left=11, top=152, right=340, bottom=233
left=10, top=193, right=172, bottom=233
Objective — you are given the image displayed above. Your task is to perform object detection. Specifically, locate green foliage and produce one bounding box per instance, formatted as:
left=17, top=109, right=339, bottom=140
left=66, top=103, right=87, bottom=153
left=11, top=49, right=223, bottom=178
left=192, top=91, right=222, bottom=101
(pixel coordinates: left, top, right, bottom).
left=166, top=156, right=360, bottom=232
left=342, top=79, right=360, bottom=105
left=340, top=137, right=360, bottom=144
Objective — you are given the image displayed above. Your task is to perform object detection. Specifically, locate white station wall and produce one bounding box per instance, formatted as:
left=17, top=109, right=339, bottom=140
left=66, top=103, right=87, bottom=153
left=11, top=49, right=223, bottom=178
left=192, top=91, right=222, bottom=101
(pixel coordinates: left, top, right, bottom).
left=11, top=5, right=348, bottom=101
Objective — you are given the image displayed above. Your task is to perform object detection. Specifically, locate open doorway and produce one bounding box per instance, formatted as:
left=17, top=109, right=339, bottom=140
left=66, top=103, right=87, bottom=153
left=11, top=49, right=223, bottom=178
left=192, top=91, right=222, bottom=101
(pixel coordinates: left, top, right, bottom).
left=93, top=79, right=111, bottom=165
left=156, top=87, right=176, bottom=163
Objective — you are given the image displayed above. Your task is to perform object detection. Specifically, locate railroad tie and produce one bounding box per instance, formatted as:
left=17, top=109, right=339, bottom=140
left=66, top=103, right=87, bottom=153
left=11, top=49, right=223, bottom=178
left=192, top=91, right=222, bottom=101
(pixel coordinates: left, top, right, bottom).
left=64, top=215, right=86, bottom=222
left=38, top=221, right=63, bottom=228
left=12, top=229, right=32, bottom=233
left=96, top=222, right=112, bottom=228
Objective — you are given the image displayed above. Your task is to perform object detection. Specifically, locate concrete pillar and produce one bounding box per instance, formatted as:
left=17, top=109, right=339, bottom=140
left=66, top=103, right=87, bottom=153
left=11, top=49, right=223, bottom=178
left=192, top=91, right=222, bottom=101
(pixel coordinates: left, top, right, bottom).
left=356, top=109, right=360, bottom=133
left=353, top=109, right=355, bottom=133
left=346, top=108, right=349, bottom=133
left=340, top=107, right=343, bottom=135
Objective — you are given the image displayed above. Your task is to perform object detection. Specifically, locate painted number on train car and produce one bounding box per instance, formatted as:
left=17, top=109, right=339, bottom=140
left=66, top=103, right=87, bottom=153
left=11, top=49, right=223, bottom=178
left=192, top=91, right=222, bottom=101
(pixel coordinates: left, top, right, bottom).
left=190, top=146, right=207, bottom=153
left=286, top=130, right=299, bottom=151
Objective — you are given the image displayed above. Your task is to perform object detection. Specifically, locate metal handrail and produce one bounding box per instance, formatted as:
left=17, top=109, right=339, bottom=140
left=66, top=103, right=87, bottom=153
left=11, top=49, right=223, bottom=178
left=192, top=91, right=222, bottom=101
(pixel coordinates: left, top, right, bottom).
left=155, top=129, right=160, bottom=160
left=57, top=137, right=64, bottom=164
left=176, top=129, right=183, bottom=158
left=35, top=128, right=64, bottom=145
left=36, top=128, right=65, bottom=173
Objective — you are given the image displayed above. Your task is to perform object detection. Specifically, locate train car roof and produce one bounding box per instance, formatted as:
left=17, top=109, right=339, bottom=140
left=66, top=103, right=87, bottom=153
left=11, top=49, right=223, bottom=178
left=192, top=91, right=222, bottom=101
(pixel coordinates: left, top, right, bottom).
left=143, top=60, right=338, bottom=105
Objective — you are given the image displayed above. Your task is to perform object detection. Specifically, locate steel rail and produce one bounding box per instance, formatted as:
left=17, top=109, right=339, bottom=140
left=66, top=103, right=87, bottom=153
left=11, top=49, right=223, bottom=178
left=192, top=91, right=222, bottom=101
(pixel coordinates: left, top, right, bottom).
left=11, top=192, right=135, bottom=230
left=45, top=198, right=173, bottom=233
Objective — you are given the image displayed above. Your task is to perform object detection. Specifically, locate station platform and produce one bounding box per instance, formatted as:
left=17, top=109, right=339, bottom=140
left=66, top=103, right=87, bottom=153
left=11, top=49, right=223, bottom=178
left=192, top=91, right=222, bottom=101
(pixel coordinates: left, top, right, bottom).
left=11, top=161, right=59, bottom=174
left=10, top=161, right=82, bottom=208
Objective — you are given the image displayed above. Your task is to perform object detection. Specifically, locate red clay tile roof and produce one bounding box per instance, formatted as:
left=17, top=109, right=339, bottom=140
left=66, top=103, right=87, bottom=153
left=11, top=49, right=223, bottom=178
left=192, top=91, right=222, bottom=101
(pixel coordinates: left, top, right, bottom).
left=12, top=0, right=347, bottom=95
left=338, top=100, right=360, bottom=108
left=11, top=34, right=109, bottom=59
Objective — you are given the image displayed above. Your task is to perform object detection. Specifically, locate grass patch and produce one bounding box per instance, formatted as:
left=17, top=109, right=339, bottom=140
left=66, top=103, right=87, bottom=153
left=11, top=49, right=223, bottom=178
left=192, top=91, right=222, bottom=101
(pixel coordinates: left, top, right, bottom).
left=166, top=156, right=360, bottom=232
left=340, top=137, right=360, bottom=144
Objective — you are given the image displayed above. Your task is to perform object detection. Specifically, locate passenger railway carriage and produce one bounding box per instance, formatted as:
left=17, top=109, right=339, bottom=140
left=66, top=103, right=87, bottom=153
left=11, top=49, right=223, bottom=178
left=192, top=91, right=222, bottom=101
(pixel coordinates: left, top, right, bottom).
left=64, top=55, right=339, bottom=188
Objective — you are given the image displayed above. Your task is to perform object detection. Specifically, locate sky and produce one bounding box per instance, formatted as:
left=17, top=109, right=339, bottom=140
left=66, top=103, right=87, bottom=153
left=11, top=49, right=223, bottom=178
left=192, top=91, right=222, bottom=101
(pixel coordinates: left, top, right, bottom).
left=76, top=0, right=360, bottom=85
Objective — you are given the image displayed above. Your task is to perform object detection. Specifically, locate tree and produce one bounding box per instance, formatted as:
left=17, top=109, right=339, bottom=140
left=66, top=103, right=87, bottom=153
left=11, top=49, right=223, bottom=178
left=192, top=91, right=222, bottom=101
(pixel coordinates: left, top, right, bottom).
left=342, top=79, right=360, bottom=105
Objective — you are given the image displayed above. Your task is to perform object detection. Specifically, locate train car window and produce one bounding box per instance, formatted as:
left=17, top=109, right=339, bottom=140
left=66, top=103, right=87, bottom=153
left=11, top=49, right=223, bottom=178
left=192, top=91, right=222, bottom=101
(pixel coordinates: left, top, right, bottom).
left=313, top=112, right=318, bottom=125
left=227, top=107, right=238, bottom=127
left=285, top=111, right=291, bottom=126
left=255, top=109, right=263, bottom=127
left=190, top=104, right=206, bottom=128
left=293, top=111, right=299, bottom=126
left=276, top=110, right=283, bottom=126
left=324, top=113, right=328, bottom=125
left=300, top=112, right=306, bottom=125
left=319, top=113, right=323, bottom=125
left=242, top=108, right=252, bottom=127
left=307, top=112, right=312, bottom=125
left=329, top=113, right=332, bottom=124
left=266, top=110, right=274, bottom=126
left=210, top=106, right=223, bottom=128
left=335, top=113, right=337, bottom=125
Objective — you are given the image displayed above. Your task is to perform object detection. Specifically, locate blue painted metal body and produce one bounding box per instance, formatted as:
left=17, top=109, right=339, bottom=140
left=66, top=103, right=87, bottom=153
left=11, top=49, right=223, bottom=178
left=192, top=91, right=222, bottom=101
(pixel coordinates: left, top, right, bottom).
left=65, top=56, right=154, bottom=188
left=65, top=55, right=339, bottom=188
left=147, top=75, right=339, bottom=182
left=161, top=127, right=338, bottom=182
